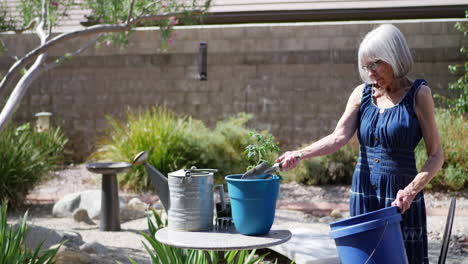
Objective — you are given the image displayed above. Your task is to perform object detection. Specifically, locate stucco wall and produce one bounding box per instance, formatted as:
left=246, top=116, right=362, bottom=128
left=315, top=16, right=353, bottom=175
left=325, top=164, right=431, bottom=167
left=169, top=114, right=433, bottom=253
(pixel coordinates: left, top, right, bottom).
left=0, top=19, right=465, bottom=161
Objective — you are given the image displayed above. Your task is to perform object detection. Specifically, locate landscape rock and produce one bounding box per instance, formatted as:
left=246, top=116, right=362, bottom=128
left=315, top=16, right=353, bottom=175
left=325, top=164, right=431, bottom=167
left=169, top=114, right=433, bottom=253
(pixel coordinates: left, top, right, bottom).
left=120, top=208, right=147, bottom=222
left=330, top=209, right=342, bottom=218
left=54, top=245, right=92, bottom=264
left=73, top=208, right=96, bottom=225
left=23, top=225, right=83, bottom=250
left=52, top=190, right=125, bottom=219
left=127, top=197, right=148, bottom=211
left=60, top=230, right=84, bottom=248
left=52, top=192, right=82, bottom=217
left=79, top=241, right=109, bottom=254
left=117, top=197, right=149, bottom=222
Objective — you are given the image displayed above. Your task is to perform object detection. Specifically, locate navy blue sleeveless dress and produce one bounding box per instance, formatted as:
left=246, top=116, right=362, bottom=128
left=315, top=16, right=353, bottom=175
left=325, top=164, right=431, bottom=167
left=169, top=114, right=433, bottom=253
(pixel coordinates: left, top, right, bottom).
left=350, top=79, right=428, bottom=264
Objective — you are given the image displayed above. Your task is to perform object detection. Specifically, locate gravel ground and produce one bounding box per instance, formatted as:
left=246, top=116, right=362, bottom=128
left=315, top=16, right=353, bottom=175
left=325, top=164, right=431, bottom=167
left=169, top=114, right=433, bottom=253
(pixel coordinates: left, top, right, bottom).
left=8, top=164, right=468, bottom=264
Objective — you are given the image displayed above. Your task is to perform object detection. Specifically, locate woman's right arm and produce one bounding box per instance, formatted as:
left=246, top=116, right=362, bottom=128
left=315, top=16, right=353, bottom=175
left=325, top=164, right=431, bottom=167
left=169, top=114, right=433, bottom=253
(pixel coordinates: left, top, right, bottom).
left=277, top=84, right=364, bottom=170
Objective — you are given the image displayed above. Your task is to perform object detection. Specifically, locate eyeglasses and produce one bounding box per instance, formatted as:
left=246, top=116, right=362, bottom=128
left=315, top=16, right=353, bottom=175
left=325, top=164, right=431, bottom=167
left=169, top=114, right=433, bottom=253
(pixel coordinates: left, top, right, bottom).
left=362, top=60, right=382, bottom=72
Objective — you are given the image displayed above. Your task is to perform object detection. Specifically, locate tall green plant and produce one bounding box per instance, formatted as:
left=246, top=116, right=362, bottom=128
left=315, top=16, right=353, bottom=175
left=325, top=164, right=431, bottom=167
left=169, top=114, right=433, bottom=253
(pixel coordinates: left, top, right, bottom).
left=0, top=201, right=60, bottom=264
left=94, top=107, right=204, bottom=190
left=244, top=132, right=280, bottom=171
left=126, top=209, right=270, bottom=264
left=0, top=124, right=68, bottom=205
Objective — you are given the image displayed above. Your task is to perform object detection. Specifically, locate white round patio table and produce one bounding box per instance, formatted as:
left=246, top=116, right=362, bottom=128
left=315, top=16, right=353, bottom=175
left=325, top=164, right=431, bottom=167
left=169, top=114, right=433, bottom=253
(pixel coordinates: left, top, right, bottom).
left=155, top=228, right=292, bottom=264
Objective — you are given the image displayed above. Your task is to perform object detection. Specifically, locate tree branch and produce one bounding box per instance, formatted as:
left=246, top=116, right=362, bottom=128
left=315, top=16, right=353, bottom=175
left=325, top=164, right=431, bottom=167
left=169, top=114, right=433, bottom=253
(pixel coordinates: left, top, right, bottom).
left=13, top=18, right=39, bottom=34
left=0, top=54, right=46, bottom=131
left=127, top=0, right=137, bottom=24
left=42, top=34, right=102, bottom=72
left=0, top=23, right=127, bottom=98
left=41, top=0, right=47, bottom=27
left=0, top=10, right=201, bottom=100
left=138, top=1, right=161, bottom=18
left=37, top=0, right=48, bottom=43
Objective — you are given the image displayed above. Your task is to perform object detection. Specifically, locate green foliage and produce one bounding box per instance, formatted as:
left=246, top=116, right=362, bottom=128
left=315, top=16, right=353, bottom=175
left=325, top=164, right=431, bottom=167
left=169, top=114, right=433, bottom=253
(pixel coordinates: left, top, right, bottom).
left=434, top=14, right=468, bottom=115
left=93, top=107, right=263, bottom=191
left=94, top=107, right=195, bottom=191
left=81, top=0, right=211, bottom=48
left=0, top=123, right=68, bottom=206
left=18, top=0, right=75, bottom=29
left=415, top=109, right=467, bottom=190
left=244, top=132, right=280, bottom=170
left=128, top=209, right=270, bottom=264
left=0, top=201, right=61, bottom=264
left=194, top=113, right=265, bottom=182
left=0, top=1, right=15, bottom=32
left=1, top=0, right=210, bottom=49
left=290, top=143, right=358, bottom=185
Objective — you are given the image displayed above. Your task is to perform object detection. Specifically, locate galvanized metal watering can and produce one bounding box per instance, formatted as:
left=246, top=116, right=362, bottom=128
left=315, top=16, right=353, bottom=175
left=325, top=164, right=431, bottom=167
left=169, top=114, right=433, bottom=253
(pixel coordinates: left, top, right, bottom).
left=132, top=151, right=220, bottom=231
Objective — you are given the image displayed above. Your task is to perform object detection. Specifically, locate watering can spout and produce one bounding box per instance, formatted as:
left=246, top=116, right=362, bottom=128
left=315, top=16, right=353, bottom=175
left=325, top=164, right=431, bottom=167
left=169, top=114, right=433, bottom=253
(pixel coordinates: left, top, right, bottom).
left=132, top=151, right=170, bottom=213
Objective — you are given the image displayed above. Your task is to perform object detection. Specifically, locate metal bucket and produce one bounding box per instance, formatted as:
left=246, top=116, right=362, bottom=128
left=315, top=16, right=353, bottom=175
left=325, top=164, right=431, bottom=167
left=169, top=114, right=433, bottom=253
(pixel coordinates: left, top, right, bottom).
left=167, top=168, right=216, bottom=231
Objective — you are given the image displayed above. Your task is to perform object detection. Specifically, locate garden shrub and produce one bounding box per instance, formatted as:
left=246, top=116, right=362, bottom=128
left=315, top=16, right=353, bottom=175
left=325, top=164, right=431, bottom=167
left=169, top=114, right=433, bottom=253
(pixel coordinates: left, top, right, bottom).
left=416, top=108, right=467, bottom=190
left=288, top=140, right=359, bottom=185
left=93, top=107, right=272, bottom=191
left=191, top=114, right=275, bottom=183
left=0, top=123, right=68, bottom=206
left=0, top=201, right=60, bottom=264
left=94, top=107, right=203, bottom=191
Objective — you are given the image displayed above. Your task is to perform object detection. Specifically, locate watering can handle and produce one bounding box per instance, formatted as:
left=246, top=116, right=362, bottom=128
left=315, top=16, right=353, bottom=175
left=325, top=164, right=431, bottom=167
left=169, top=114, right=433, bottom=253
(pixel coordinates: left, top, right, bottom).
left=185, top=167, right=218, bottom=177
left=190, top=168, right=218, bottom=173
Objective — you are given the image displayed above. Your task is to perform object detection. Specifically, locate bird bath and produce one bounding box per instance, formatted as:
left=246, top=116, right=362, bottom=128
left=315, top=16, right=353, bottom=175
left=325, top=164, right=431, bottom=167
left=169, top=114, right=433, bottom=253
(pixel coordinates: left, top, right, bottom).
left=86, top=162, right=132, bottom=231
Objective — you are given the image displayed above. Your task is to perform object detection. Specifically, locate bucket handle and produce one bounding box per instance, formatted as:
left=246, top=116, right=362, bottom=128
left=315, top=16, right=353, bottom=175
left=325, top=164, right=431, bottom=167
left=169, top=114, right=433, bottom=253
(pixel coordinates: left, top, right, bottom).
left=215, top=184, right=226, bottom=211
left=364, top=220, right=389, bottom=264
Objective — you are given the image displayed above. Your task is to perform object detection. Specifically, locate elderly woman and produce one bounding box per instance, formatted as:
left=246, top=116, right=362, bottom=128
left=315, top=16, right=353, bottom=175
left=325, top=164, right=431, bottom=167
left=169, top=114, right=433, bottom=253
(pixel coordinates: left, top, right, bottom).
left=277, top=24, right=443, bottom=263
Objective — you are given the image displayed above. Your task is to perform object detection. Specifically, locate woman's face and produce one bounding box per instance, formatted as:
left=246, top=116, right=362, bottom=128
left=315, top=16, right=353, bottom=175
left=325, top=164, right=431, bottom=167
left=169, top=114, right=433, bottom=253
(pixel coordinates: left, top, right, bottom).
left=362, top=58, right=395, bottom=88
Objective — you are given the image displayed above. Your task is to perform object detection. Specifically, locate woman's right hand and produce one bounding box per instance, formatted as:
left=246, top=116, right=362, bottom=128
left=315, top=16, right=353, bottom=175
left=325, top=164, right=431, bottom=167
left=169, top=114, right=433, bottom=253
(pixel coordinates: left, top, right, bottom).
left=276, top=151, right=302, bottom=171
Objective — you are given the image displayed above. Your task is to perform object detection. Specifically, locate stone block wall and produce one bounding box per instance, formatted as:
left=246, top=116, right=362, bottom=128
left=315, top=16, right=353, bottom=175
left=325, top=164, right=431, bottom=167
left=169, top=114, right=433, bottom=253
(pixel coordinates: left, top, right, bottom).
left=0, top=19, right=465, bottom=161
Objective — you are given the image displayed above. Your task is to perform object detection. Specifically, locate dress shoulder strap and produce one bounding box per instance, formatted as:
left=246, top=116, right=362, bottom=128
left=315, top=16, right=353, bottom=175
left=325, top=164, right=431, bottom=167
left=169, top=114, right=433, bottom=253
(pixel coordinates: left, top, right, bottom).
left=359, top=82, right=373, bottom=113
left=361, top=82, right=373, bottom=102
left=402, top=79, right=427, bottom=113
left=408, top=79, right=427, bottom=109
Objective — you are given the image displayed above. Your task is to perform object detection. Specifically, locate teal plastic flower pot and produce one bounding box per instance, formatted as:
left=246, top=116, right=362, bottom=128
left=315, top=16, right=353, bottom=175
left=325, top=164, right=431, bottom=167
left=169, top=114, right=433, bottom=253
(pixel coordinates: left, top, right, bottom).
left=225, top=174, right=279, bottom=235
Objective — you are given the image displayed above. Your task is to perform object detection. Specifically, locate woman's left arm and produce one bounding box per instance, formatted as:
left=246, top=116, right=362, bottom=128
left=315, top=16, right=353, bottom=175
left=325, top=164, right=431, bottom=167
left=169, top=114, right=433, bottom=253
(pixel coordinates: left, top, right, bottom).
left=392, top=85, right=444, bottom=213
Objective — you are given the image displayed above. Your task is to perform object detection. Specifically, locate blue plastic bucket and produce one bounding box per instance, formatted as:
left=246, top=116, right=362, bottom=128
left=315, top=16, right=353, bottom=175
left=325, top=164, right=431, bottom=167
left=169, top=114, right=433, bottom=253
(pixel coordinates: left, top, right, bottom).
left=225, top=174, right=279, bottom=235
left=330, top=206, right=408, bottom=264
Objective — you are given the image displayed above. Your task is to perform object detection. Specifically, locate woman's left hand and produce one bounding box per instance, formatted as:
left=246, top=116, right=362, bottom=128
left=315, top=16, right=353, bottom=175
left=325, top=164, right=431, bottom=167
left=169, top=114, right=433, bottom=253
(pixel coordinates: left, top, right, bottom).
left=391, top=188, right=417, bottom=214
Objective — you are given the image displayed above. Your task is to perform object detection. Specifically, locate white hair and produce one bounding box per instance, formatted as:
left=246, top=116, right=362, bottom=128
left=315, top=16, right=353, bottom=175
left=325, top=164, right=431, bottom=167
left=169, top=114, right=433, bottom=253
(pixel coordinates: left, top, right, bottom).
left=358, top=24, right=413, bottom=83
